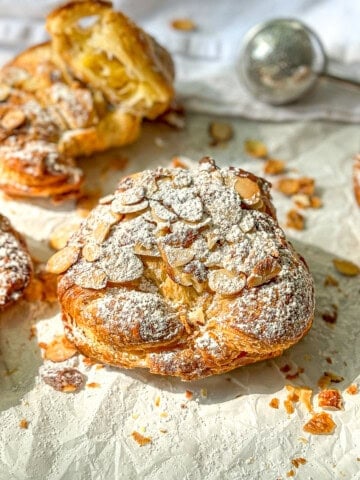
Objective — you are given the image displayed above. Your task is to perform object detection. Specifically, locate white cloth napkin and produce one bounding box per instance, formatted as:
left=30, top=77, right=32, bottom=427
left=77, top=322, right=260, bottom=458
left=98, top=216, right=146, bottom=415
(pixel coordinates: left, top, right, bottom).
left=0, top=0, right=359, bottom=122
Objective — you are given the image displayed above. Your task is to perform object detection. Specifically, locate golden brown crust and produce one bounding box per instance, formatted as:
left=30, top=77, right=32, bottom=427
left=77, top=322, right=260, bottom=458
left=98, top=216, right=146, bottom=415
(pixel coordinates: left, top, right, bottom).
left=353, top=155, right=360, bottom=206
left=0, top=214, right=32, bottom=309
left=51, top=158, right=315, bottom=380
left=0, top=2, right=174, bottom=199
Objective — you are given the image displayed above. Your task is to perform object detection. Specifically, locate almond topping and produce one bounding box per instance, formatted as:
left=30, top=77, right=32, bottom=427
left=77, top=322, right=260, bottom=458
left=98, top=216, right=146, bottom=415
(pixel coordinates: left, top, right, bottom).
left=247, top=256, right=281, bottom=288
left=82, top=243, right=102, bottom=262
left=0, top=84, right=10, bottom=102
left=171, top=18, right=197, bottom=31
left=111, top=198, right=149, bottom=214
left=49, top=220, right=81, bottom=251
left=333, top=258, right=360, bottom=276
left=46, top=246, right=80, bottom=274
left=92, top=221, right=111, bottom=244
left=74, top=266, right=108, bottom=290
left=114, top=187, right=145, bottom=205
left=1, top=109, right=26, bottom=130
left=209, top=121, right=234, bottom=145
left=162, top=245, right=195, bottom=268
left=263, top=159, right=285, bottom=175
left=208, top=269, right=246, bottom=295
left=234, top=177, right=260, bottom=200
left=286, top=209, right=305, bottom=230
left=244, top=139, right=268, bottom=158
left=277, top=177, right=315, bottom=196
left=303, top=412, right=336, bottom=435
left=43, top=334, right=78, bottom=362
left=318, top=389, right=343, bottom=410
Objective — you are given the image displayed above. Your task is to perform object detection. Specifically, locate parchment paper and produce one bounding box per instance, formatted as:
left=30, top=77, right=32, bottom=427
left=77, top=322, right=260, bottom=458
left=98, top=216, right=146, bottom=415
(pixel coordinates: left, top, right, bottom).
left=0, top=115, right=359, bottom=480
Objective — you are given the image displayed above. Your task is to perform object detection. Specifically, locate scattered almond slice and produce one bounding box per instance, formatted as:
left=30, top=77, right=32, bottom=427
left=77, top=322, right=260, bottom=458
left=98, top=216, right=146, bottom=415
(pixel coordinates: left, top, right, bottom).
left=114, top=187, right=145, bottom=206
left=264, top=159, right=286, bottom=175
left=333, top=258, right=360, bottom=276
left=92, top=221, right=111, bottom=244
left=162, top=244, right=195, bottom=268
left=74, top=266, right=108, bottom=290
left=0, top=84, right=10, bottom=101
left=1, top=109, right=26, bottom=130
left=234, top=177, right=260, bottom=201
left=277, top=177, right=315, bottom=196
left=244, top=139, right=268, bottom=158
left=82, top=243, right=102, bottom=262
left=309, top=196, right=322, bottom=208
left=324, top=275, right=339, bottom=287
left=131, top=431, right=152, bottom=446
left=247, top=256, right=281, bottom=288
left=44, top=334, right=78, bottom=362
left=104, top=248, right=144, bottom=283
left=209, top=121, right=233, bottom=145
left=171, top=18, right=197, bottom=31
left=208, top=269, right=246, bottom=295
left=303, top=412, right=336, bottom=435
left=46, top=246, right=80, bottom=274
left=291, top=458, right=307, bottom=468
left=318, top=389, right=343, bottom=410
left=286, top=209, right=305, bottom=230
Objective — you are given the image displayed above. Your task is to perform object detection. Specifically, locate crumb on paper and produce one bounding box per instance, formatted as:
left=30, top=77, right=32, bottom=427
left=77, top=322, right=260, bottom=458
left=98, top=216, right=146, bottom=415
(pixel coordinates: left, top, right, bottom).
left=200, top=388, right=208, bottom=398
left=280, top=364, right=291, bottom=373
left=160, top=412, right=168, bottom=418
left=154, top=396, right=161, bottom=407
left=43, top=334, right=78, bottom=362
left=286, top=470, right=295, bottom=477
left=285, top=367, right=304, bottom=380
left=19, top=419, right=28, bottom=429
left=321, top=304, right=338, bottom=324
left=171, top=18, right=197, bottom=31
left=95, top=364, right=105, bottom=370
left=332, top=258, right=360, bottom=276
left=269, top=398, right=279, bottom=409
left=131, top=431, right=152, bottom=446
left=303, top=412, right=336, bottom=435
left=286, top=209, right=305, bottom=230
left=185, top=390, right=193, bottom=400
left=346, top=384, right=358, bottom=395
left=291, top=457, right=307, bottom=468
left=82, top=356, right=97, bottom=366
left=326, top=357, right=332, bottom=364
left=284, top=399, right=295, bottom=414
left=209, top=121, right=234, bottom=146
left=277, top=177, right=315, bottom=196
left=180, top=403, right=187, bottom=409
left=244, top=139, right=268, bottom=158
left=324, top=371, right=344, bottom=384
left=42, top=368, right=85, bottom=393
left=86, top=382, right=100, bottom=389
left=264, top=159, right=286, bottom=175
left=318, top=389, right=343, bottom=410
left=286, top=385, right=312, bottom=412
left=324, top=275, right=339, bottom=287
left=29, top=324, right=37, bottom=340
left=159, top=429, right=168, bottom=434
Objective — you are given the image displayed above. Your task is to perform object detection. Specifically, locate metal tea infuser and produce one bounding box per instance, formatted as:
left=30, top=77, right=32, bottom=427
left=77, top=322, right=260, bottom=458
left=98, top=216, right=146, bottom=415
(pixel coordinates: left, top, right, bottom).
left=238, top=18, right=360, bottom=105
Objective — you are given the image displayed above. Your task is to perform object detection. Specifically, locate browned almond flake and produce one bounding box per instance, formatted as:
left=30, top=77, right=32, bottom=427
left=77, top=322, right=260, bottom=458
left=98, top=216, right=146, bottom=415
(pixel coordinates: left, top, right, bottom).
left=333, top=258, right=360, bottom=276
left=346, top=384, right=358, bottom=395
left=303, top=412, right=336, bottom=435
left=291, top=458, right=307, bottom=468
left=171, top=18, right=197, bottom=31
left=44, top=335, right=78, bottom=362
left=286, top=469, right=295, bottom=477
left=264, top=159, right=286, bottom=175
left=324, top=275, right=339, bottom=287
left=310, top=196, right=322, bottom=208
left=19, top=419, right=28, bottom=429
left=318, top=389, right=343, bottom=410
left=321, top=304, right=338, bottom=324
left=269, top=398, right=279, bottom=409
left=244, top=139, right=268, bottom=158
left=318, top=375, right=331, bottom=390
left=86, top=382, right=100, bottom=388
left=286, top=385, right=313, bottom=412
left=286, top=209, right=305, bottom=230
left=1, top=109, right=26, bottom=130
left=277, top=177, right=315, bottom=196
left=131, top=431, right=152, bottom=446
left=46, top=246, right=80, bottom=274
left=209, top=121, right=233, bottom=145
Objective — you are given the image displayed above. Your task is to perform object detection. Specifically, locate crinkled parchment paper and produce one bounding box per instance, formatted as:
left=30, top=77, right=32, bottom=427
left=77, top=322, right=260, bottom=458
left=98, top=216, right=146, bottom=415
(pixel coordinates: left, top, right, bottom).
left=0, top=117, right=359, bottom=480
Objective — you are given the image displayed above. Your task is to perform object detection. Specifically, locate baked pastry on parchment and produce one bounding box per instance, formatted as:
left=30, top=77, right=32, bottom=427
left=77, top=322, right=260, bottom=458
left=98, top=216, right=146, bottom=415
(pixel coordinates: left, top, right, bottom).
left=0, top=214, right=32, bottom=309
left=48, top=158, right=315, bottom=380
left=0, top=1, right=174, bottom=199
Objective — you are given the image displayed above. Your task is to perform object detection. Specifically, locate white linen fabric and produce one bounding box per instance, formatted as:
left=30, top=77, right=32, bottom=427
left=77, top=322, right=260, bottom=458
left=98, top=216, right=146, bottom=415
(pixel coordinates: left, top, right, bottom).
left=0, top=0, right=359, bottom=121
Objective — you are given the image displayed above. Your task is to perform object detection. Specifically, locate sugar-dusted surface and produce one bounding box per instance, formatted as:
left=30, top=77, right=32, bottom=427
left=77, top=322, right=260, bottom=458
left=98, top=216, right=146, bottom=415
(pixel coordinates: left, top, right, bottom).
left=0, top=115, right=359, bottom=479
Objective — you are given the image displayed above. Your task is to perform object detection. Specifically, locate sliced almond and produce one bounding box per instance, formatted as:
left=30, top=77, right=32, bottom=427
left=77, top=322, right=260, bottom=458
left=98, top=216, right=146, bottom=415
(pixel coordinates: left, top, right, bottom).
left=234, top=177, right=260, bottom=200
left=104, top=248, right=144, bottom=283
left=74, top=266, right=108, bottom=290
left=209, top=121, right=233, bottom=145
left=247, top=256, right=281, bottom=288
left=277, top=178, right=301, bottom=196
left=263, top=159, right=286, bottom=175
left=114, top=187, right=145, bottom=206
left=286, top=209, right=305, bottom=230
left=92, top=221, right=111, bottom=244
left=310, top=196, right=322, bottom=208
left=44, top=335, right=78, bottom=362
left=162, top=245, right=195, bottom=267
left=49, top=221, right=82, bottom=250
left=150, top=201, right=177, bottom=223
left=111, top=198, right=148, bottom=214
left=239, top=214, right=255, bottom=233
left=99, top=194, right=115, bottom=205
left=244, top=139, right=268, bottom=158
left=133, top=243, right=160, bottom=257
left=1, top=109, right=26, bottom=130
left=82, top=243, right=102, bottom=262
left=293, top=193, right=311, bottom=209
left=208, top=269, right=246, bottom=295
left=333, top=258, right=359, bottom=276
left=171, top=18, right=197, bottom=31
left=0, top=84, right=10, bottom=102
left=46, top=246, right=80, bottom=274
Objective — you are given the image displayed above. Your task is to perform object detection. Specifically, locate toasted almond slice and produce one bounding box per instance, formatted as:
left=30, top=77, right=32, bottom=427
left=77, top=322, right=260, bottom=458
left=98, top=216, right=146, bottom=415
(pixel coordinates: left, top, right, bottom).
left=162, top=245, right=195, bottom=267
left=46, top=246, right=80, bottom=274
left=115, top=187, right=145, bottom=206
left=244, top=139, right=268, bottom=158
left=209, top=121, right=234, bottom=145
left=49, top=220, right=82, bottom=250
left=208, top=269, right=246, bottom=295
left=263, top=159, right=286, bottom=175
left=234, top=177, right=260, bottom=200
left=99, top=194, right=115, bottom=205
left=82, top=243, right=102, bottom=262
left=286, top=209, right=305, bottom=230
left=239, top=214, right=255, bottom=233
left=74, top=267, right=108, bottom=289
left=92, top=221, right=111, bottom=244
left=111, top=198, right=148, bottom=214
left=172, top=170, right=192, bottom=188
left=293, top=193, right=311, bottom=209
left=133, top=243, right=160, bottom=257
left=0, top=84, right=10, bottom=101
left=247, top=256, right=281, bottom=288
left=333, top=258, right=360, bottom=276
left=1, top=109, right=26, bottom=130
left=277, top=178, right=301, bottom=196
left=150, top=201, right=177, bottom=222
left=44, top=335, right=78, bottom=362
left=171, top=18, right=197, bottom=31
left=310, top=196, right=322, bottom=208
